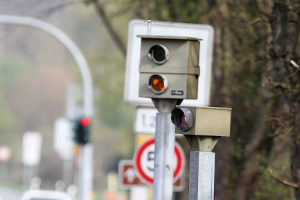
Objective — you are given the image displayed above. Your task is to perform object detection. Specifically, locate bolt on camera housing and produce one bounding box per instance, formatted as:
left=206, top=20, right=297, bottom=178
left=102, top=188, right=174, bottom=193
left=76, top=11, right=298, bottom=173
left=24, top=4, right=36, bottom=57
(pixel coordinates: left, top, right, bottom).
left=171, top=106, right=232, bottom=137
left=138, top=35, right=201, bottom=99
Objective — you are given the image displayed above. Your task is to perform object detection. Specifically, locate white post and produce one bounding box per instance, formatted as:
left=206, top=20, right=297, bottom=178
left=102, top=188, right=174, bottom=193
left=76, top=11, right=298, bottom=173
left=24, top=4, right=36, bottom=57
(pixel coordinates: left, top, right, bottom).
left=189, top=151, right=215, bottom=200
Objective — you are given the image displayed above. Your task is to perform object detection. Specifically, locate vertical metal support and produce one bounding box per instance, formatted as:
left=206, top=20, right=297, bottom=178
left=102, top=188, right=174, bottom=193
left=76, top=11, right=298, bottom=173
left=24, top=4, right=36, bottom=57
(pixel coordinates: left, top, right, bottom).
left=152, top=99, right=178, bottom=200
left=78, top=145, right=93, bottom=200
left=189, top=151, right=215, bottom=200
left=153, top=112, right=175, bottom=200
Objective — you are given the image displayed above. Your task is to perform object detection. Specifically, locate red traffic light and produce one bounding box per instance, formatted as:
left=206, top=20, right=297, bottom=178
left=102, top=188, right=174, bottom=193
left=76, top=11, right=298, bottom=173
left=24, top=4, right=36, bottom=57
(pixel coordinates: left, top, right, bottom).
left=80, top=117, right=90, bottom=127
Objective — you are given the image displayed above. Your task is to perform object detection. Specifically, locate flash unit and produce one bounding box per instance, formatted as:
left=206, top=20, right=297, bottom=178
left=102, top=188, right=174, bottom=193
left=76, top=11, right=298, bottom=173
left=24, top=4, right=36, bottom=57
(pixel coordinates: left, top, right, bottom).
left=171, top=108, right=194, bottom=131
left=147, top=74, right=168, bottom=94
left=148, top=44, right=169, bottom=65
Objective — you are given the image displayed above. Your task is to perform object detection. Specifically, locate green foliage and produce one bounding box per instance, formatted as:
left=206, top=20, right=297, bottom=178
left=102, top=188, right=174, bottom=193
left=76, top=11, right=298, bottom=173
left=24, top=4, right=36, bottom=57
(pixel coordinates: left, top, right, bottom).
left=0, top=0, right=298, bottom=196
left=0, top=91, right=16, bottom=143
left=0, top=57, right=33, bottom=143
left=0, top=57, right=33, bottom=87
left=83, top=0, right=97, bottom=6
left=139, top=0, right=212, bottom=23
left=117, top=0, right=300, bottom=199
left=98, top=91, right=133, bottom=128
left=255, top=166, right=293, bottom=200
left=93, top=60, right=135, bottom=168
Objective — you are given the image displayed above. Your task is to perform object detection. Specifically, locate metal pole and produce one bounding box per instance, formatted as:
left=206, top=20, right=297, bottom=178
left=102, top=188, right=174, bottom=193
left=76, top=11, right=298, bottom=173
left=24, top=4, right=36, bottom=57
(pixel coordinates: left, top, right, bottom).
left=79, top=145, right=93, bottom=200
left=152, top=99, right=177, bottom=200
left=189, top=151, right=215, bottom=200
left=0, top=15, right=93, bottom=200
left=153, top=113, right=175, bottom=200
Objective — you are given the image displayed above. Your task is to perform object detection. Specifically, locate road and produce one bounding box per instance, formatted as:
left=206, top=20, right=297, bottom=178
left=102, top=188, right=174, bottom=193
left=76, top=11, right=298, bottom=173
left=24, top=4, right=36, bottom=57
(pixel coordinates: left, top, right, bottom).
left=0, top=186, right=22, bottom=200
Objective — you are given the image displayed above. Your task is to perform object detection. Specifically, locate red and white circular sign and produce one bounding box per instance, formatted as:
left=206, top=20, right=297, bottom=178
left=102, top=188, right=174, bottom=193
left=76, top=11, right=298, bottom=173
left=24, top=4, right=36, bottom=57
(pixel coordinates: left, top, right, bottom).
left=134, top=138, right=185, bottom=185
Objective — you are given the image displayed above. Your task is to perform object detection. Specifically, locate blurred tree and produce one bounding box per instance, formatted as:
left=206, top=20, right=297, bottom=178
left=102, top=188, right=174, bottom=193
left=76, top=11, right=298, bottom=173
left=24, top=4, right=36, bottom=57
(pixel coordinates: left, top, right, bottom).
left=84, top=0, right=127, bottom=57
left=84, top=0, right=300, bottom=199
left=0, top=57, right=29, bottom=143
left=266, top=1, right=300, bottom=199
left=1, top=0, right=298, bottom=198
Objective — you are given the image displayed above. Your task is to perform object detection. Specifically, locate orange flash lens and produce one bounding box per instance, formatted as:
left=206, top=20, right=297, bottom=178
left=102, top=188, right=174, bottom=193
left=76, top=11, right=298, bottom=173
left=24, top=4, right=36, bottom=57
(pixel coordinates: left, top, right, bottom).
left=151, top=76, right=165, bottom=92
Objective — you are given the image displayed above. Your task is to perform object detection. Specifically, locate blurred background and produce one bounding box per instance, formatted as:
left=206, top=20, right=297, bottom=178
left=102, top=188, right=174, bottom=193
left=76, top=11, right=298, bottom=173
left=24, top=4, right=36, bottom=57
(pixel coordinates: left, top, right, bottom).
left=0, top=0, right=299, bottom=200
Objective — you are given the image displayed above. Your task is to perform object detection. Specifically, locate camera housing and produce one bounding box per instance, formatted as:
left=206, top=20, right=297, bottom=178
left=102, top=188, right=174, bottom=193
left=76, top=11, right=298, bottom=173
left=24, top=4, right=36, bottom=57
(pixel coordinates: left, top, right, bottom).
left=172, top=106, right=232, bottom=137
left=138, top=35, right=200, bottom=99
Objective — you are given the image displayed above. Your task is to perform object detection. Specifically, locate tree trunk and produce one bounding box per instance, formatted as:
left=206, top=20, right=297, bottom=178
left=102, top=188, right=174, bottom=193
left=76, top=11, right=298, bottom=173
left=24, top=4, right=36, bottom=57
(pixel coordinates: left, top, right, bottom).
left=268, top=0, right=300, bottom=198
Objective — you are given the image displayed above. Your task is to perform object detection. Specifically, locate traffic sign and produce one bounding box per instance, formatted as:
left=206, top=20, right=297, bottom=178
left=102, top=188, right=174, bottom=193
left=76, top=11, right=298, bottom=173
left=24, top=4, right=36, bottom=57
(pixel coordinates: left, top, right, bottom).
left=118, top=160, right=185, bottom=191
left=134, top=138, right=184, bottom=185
left=119, top=160, right=144, bottom=188
left=134, top=107, right=157, bottom=134
left=22, top=132, right=42, bottom=166
left=124, top=20, right=214, bottom=107
left=54, top=118, right=74, bottom=160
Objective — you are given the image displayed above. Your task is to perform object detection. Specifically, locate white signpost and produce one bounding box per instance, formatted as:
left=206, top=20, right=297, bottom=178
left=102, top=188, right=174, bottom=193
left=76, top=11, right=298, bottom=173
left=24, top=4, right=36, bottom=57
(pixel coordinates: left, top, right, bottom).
left=22, top=132, right=42, bottom=187
left=134, top=107, right=157, bottom=134
left=54, top=118, right=74, bottom=160
left=22, top=132, right=42, bottom=166
left=54, top=118, right=74, bottom=187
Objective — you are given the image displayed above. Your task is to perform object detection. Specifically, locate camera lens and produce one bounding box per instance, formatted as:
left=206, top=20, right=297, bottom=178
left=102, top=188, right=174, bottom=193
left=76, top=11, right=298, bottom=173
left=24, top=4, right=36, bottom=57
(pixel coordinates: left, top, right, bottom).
left=171, top=108, right=194, bottom=132
left=148, top=44, right=169, bottom=65
left=148, top=74, right=168, bottom=94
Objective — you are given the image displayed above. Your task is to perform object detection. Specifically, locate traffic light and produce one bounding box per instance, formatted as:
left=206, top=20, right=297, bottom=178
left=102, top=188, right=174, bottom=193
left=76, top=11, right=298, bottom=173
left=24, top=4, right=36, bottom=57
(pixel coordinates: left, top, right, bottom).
left=171, top=106, right=231, bottom=136
left=74, top=117, right=91, bottom=145
left=138, top=35, right=200, bottom=99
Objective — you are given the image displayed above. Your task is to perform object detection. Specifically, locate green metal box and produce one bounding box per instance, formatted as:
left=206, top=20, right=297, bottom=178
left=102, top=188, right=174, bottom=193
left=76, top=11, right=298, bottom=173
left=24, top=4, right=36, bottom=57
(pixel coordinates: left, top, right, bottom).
left=175, top=106, right=232, bottom=137
left=138, top=35, right=200, bottom=99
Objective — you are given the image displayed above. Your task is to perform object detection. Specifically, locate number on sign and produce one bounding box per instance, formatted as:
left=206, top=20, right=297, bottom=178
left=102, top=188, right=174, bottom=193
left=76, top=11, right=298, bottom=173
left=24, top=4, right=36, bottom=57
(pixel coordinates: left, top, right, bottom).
left=141, top=114, right=156, bottom=129
left=150, top=116, right=155, bottom=127
left=147, top=151, right=155, bottom=172
left=135, top=108, right=158, bottom=134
